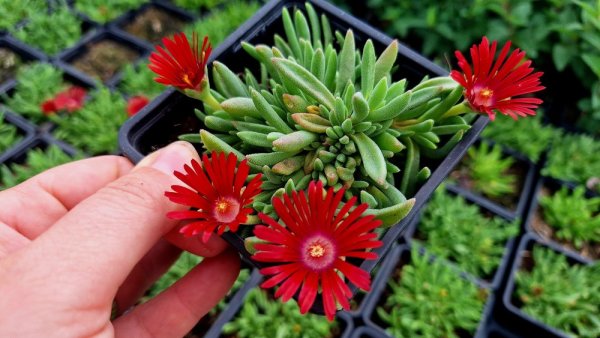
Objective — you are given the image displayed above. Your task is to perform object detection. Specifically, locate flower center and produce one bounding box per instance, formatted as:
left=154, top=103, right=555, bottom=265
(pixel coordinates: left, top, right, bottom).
left=212, top=196, right=240, bottom=223
left=301, top=234, right=336, bottom=271
left=182, top=73, right=194, bottom=87
left=471, top=86, right=496, bottom=108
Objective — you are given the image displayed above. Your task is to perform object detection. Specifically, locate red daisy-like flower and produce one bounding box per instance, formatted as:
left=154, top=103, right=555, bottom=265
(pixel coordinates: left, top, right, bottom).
left=252, top=181, right=383, bottom=321
left=126, top=95, right=149, bottom=116
left=165, top=151, right=262, bottom=243
left=450, top=36, right=544, bottom=121
left=148, top=32, right=212, bottom=91
left=40, top=86, right=87, bottom=115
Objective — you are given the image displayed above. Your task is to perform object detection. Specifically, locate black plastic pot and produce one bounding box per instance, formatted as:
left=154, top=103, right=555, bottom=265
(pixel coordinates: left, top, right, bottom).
left=403, top=187, right=518, bottom=290
left=0, top=36, right=47, bottom=93
left=446, top=138, right=537, bottom=221
left=360, top=245, right=494, bottom=338
left=200, top=268, right=355, bottom=338
left=349, top=325, right=389, bottom=338
left=0, top=110, right=37, bottom=164
left=118, top=0, right=487, bottom=315
left=56, top=28, right=150, bottom=88
left=111, top=1, right=195, bottom=50
left=500, top=234, right=595, bottom=338
left=524, top=175, right=599, bottom=262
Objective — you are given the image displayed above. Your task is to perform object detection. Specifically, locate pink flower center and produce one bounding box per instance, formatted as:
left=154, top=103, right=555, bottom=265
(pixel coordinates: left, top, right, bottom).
left=301, top=234, right=337, bottom=271
left=212, top=196, right=240, bottom=223
left=471, top=86, right=496, bottom=108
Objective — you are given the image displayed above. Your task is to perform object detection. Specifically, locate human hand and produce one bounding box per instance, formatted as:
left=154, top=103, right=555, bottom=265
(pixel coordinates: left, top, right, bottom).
left=0, top=141, right=240, bottom=337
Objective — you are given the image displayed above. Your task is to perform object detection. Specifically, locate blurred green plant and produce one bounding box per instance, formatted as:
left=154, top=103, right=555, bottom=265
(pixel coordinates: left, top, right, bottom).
left=221, top=287, right=337, bottom=338
left=184, top=0, right=260, bottom=44
left=482, top=112, right=561, bottom=162
left=0, top=0, right=47, bottom=31
left=3, top=62, right=67, bottom=123
left=516, top=245, right=600, bottom=338
left=52, top=87, right=127, bottom=155
left=345, top=0, right=600, bottom=135
left=0, top=145, right=77, bottom=189
left=172, top=0, right=228, bottom=11
left=543, top=133, right=600, bottom=193
left=539, top=186, right=600, bottom=249
left=12, top=6, right=82, bottom=55
left=119, top=61, right=165, bottom=99
left=417, top=188, right=519, bottom=278
left=74, top=0, right=146, bottom=23
left=0, top=112, right=22, bottom=154
left=456, top=141, right=519, bottom=199
left=377, top=246, right=487, bottom=338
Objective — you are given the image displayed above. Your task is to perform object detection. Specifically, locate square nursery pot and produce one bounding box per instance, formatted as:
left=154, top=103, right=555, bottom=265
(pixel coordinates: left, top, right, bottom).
left=446, top=138, right=536, bottom=221
left=0, top=110, right=37, bottom=164
left=200, top=268, right=355, bottom=338
left=525, top=176, right=599, bottom=261
left=0, top=36, right=47, bottom=93
left=112, top=1, right=195, bottom=50
left=57, top=28, right=150, bottom=87
left=118, top=0, right=487, bottom=314
left=349, top=325, right=391, bottom=338
left=403, top=187, right=517, bottom=290
left=360, top=245, right=494, bottom=338
left=501, top=234, right=597, bottom=338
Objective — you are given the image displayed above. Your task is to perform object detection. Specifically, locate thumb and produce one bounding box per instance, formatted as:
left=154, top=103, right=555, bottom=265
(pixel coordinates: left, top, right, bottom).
left=6, top=142, right=211, bottom=302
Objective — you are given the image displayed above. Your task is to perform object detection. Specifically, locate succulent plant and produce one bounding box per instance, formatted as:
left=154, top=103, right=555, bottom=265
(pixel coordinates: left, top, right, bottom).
left=174, top=4, right=484, bottom=229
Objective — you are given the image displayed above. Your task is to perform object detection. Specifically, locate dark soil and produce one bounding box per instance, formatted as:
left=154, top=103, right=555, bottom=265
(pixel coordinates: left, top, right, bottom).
left=124, top=7, right=187, bottom=44
left=71, top=40, right=139, bottom=82
left=0, top=48, right=22, bottom=83
left=449, top=160, right=526, bottom=210
left=531, top=187, right=600, bottom=260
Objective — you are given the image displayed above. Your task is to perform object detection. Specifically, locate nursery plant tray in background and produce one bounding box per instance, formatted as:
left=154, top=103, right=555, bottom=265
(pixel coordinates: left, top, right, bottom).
left=119, top=0, right=488, bottom=291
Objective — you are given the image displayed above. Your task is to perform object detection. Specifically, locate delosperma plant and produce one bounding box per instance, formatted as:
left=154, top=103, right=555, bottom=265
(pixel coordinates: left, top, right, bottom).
left=0, top=112, right=22, bottom=154
left=539, top=186, right=600, bottom=251
left=147, top=3, right=544, bottom=318
left=516, top=245, right=600, bottom=338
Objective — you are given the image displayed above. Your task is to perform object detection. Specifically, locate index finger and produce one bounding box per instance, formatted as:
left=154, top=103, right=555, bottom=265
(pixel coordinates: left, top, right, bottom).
left=0, top=156, right=133, bottom=239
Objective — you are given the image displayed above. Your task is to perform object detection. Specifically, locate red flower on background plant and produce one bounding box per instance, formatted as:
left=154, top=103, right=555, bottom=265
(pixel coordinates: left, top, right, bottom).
left=148, top=32, right=212, bottom=91
left=40, top=86, right=87, bottom=115
left=165, top=151, right=262, bottom=243
left=126, top=95, right=149, bottom=116
left=451, top=36, right=544, bottom=121
left=252, top=181, right=383, bottom=321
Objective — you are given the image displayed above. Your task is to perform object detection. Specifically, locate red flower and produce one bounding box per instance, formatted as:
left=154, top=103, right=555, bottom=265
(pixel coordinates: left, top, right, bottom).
left=126, top=95, right=149, bottom=116
left=148, top=32, right=212, bottom=91
left=450, top=36, right=544, bottom=121
left=165, top=152, right=263, bottom=243
left=40, top=86, right=87, bottom=115
left=252, top=181, right=383, bottom=321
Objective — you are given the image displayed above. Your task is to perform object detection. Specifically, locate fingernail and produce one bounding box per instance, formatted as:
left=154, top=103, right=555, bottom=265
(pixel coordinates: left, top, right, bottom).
left=138, top=141, right=198, bottom=175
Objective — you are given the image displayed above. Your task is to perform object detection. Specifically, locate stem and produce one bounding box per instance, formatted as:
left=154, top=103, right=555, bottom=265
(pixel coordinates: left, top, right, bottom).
left=201, top=90, right=222, bottom=111
left=442, top=101, right=472, bottom=118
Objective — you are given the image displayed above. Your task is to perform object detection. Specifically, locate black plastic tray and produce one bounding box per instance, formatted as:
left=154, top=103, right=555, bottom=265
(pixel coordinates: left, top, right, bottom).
left=0, top=110, right=37, bottom=164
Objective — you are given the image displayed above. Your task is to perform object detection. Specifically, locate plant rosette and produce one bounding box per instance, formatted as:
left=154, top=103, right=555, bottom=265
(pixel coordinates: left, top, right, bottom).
left=405, top=187, right=519, bottom=289
left=446, top=138, right=536, bottom=220
left=0, top=110, right=36, bottom=163
left=119, top=0, right=544, bottom=318
left=526, top=176, right=600, bottom=261
left=502, top=234, right=600, bottom=338
left=361, top=246, right=493, bottom=338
